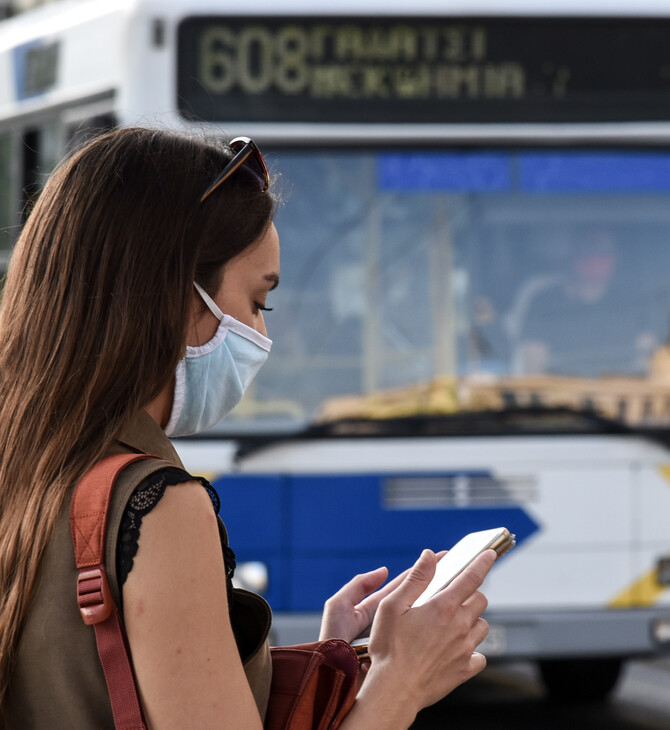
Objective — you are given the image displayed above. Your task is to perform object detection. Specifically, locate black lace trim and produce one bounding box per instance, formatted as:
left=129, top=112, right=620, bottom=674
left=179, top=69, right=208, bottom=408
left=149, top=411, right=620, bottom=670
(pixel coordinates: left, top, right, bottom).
left=116, top=467, right=234, bottom=589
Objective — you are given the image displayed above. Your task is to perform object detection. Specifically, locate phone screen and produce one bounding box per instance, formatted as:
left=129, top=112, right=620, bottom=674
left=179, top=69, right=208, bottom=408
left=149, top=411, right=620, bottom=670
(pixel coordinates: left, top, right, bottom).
left=411, top=527, right=514, bottom=608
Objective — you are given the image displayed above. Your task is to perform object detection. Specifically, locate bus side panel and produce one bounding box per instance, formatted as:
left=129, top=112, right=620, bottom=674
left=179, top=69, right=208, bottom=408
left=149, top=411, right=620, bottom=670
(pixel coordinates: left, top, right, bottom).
left=622, top=464, right=670, bottom=608
left=462, top=464, right=636, bottom=609
left=212, top=474, right=287, bottom=610
left=287, top=473, right=539, bottom=611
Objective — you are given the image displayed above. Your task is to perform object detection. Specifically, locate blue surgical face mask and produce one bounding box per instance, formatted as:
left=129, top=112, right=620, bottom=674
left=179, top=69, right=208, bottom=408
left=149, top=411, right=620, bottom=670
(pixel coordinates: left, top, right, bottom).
left=164, top=282, right=272, bottom=438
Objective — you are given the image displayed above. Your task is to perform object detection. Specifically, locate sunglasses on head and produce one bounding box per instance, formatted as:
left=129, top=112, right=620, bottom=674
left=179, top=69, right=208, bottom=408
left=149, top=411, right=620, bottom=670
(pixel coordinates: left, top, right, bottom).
left=200, top=136, right=269, bottom=203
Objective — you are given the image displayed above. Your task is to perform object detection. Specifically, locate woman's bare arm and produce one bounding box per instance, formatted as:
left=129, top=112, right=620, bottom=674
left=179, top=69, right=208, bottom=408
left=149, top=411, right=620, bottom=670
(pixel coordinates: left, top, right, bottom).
left=123, top=481, right=263, bottom=730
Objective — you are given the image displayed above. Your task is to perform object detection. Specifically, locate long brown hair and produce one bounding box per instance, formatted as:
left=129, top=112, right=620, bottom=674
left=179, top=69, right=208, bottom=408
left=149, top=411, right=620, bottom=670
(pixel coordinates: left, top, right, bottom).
left=0, top=127, right=275, bottom=704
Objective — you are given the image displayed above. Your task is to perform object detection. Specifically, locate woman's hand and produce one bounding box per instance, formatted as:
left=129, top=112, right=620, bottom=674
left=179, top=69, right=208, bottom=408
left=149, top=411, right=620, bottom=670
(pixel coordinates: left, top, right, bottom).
left=340, top=548, right=495, bottom=729
left=319, top=552, right=447, bottom=642
left=319, top=566, right=394, bottom=642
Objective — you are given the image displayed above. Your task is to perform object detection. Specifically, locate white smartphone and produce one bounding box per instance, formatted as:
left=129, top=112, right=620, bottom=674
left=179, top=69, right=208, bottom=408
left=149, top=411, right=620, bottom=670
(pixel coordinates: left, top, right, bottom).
left=411, top=527, right=515, bottom=608
left=350, top=528, right=515, bottom=659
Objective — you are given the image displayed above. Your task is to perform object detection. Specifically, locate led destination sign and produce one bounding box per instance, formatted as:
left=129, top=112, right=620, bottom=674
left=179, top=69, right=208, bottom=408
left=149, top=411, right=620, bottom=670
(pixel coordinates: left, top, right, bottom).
left=177, top=17, right=670, bottom=124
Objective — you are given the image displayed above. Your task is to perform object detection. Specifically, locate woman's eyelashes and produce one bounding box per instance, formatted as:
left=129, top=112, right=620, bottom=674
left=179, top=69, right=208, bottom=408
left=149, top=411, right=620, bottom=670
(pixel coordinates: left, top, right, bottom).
left=255, top=278, right=278, bottom=313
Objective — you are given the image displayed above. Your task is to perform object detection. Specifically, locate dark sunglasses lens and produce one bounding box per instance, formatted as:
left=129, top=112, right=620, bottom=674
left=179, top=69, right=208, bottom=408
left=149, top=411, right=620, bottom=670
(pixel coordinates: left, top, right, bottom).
left=230, top=140, right=268, bottom=191
left=200, top=138, right=268, bottom=201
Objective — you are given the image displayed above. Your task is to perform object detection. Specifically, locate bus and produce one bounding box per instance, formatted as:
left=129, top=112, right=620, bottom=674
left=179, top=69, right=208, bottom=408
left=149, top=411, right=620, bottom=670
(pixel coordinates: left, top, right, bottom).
left=2, top=0, right=670, bottom=702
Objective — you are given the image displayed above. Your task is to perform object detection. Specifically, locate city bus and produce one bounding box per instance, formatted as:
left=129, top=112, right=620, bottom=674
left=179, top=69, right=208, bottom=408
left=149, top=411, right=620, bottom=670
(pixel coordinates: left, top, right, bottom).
left=3, top=0, right=670, bottom=701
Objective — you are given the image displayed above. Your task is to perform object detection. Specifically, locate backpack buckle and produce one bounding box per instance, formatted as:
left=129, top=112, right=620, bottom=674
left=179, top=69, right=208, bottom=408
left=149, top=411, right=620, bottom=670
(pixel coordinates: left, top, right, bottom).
left=77, top=565, right=115, bottom=625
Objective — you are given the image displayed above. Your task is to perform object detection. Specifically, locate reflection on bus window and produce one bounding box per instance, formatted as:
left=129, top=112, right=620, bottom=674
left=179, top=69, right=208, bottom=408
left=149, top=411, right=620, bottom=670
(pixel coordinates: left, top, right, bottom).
left=504, top=226, right=657, bottom=376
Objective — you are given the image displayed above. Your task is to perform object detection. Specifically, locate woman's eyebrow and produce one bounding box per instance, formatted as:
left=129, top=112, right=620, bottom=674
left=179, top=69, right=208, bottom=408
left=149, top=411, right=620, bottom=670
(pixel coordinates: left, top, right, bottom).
left=265, top=273, right=280, bottom=291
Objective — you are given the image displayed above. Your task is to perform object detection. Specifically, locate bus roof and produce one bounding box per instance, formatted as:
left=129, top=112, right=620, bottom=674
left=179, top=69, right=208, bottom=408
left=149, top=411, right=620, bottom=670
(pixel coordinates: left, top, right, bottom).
left=4, top=0, right=670, bottom=35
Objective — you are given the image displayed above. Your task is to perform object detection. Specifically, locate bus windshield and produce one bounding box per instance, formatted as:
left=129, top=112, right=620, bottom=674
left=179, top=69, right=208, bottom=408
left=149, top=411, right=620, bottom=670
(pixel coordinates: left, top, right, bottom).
left=217, top=147, right=670, bottom=434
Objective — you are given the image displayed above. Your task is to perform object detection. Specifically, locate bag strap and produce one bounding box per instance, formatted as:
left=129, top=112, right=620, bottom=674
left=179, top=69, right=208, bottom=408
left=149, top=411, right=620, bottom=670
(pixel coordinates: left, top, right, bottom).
left=70, top=452, right=157, bottom=730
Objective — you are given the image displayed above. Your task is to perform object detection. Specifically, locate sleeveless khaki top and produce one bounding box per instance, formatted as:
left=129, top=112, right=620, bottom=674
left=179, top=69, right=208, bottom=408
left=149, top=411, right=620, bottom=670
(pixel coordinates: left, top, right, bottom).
left=3, top=411, right=273, bottom=729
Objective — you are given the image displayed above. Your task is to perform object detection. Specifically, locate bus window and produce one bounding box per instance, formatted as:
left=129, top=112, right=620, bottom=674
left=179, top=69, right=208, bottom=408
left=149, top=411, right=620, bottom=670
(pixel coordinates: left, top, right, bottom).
left=65, top=113, right=117, bottom=154
left=21, top=121, right=61, bottom=221
left=218, top=148, right=670, bottom=432
left=0, top=133, right=14, bottom=253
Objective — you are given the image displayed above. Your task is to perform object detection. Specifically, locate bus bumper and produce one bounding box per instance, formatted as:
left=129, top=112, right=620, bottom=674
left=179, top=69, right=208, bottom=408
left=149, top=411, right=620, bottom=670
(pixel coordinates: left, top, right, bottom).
left=269, top=607, right=670, bottom=659
left=481, top=607, right=670, bottom=660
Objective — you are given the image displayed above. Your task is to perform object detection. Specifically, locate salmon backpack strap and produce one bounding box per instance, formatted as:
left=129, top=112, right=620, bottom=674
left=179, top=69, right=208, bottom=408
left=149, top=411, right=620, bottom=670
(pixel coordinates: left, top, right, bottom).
left=70, top=453, right=157, bottom=730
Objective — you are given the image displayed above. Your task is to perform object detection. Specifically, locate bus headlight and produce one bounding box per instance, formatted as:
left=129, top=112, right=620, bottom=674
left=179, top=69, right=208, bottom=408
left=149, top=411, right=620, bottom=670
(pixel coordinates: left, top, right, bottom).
left=651, top=618, right=670, bottom=646
left=233, top=561, right=269, bottom=595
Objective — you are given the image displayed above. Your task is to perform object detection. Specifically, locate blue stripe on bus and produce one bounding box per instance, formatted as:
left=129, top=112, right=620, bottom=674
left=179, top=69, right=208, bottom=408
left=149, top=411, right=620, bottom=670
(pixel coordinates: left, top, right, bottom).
left=378, top=153, right=511, bottom=192
left=377, top=151, right=670, bottom=193
left=519, top=153, right=670, bottom=192
left=213, top=472, right=539, bottom=611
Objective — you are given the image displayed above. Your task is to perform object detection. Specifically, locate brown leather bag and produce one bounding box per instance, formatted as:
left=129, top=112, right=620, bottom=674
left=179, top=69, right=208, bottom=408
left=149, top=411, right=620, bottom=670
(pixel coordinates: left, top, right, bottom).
left=265, top=639, right=358, bottom=730
left=70, top=453, right=358, bottom=730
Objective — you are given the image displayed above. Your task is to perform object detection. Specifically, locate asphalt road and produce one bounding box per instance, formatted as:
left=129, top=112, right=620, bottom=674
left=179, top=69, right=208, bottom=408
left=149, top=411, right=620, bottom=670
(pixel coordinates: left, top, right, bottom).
left=411, top=658, right=670, bottom=729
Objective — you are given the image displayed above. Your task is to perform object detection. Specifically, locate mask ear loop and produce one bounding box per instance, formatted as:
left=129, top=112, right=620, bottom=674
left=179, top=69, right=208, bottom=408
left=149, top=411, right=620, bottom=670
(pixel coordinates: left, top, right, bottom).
left=193, top=281, right=224, bottom=321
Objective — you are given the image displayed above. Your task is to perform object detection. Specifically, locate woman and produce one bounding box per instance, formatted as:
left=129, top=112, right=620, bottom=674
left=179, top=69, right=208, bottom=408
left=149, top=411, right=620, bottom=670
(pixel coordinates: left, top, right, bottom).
left=0, top=128, right=494, bottom=729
